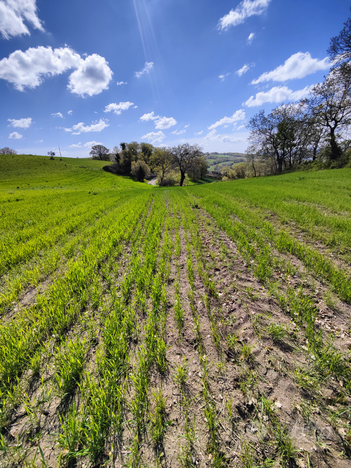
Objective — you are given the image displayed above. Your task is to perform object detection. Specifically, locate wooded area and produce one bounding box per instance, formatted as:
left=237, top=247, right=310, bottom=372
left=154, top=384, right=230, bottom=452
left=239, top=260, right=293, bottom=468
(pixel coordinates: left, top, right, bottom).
left=91, top=142, right=208, bottom=186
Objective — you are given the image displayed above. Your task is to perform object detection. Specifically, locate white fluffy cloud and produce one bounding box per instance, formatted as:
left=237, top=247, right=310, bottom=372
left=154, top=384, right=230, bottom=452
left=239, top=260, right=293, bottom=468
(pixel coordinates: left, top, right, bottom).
left=0, top=46, right=80, bottom=91
left=0, top=0, right=44, bottom=39
left=142, top=131, right=165, bottom=144
left=51, top=112, right=63, bottom=118
left=69, top=143, right=82, bottom=148
left=247, top=32, right=255, bottom=44
left=155, top=116, right=177, bottom=129
left=218, top=0, right=271, bottom=30
left=251, top=52, right=330, bottom=84
left=140, top=111, right=158, bottom=121
left=208, top=110, right=245, bottom=130
left=84, top=141, right=103, bottom=148
left=67, top=110, right=73, bottom=115
left=135, top=62, right=153, bottom=78
left=244, top=85, right=313, bottom=107
left=63, top=119, right=109, bottom=135
left=68, top=54, right=113, bottom=97
left=9, top=131, right=22, bottom=139
left=116, top=81, right=127, bottom=86
left=104, top=102, right=134, bottom=115
left=205, top=129, right=241, bottom=144
left=0, top=46, right=113, bottom=96
left=171, top=129, right=186, bottom=135
left=8, top=117, right=32, bottom=128
left=236, top=63, right=255, bottom=77
left=140, top=112, right=177, bottom=129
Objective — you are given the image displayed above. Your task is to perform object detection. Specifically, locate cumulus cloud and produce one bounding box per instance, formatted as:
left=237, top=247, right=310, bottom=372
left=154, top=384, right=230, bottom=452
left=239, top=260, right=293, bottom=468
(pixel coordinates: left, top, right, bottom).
left=140, top=111, right=159, bottom=122
left=69, top=143, right=82, bottom=148
left=0, top=46, right=113, bottom=96
left=219, top=73, right=230, bottom=81
left=51, top=112, right=63, bottom=118
left=0, top=46, right=80, bottom=91
left=244, top=85, right=313, bottom=107
left=8, top=117, right=32, bottom=128
left=251, top=52, right=331, bottom=84
left=104, top=102, right=134, bottom=115
left=205, top=129, right=241, bottom=144
left=155, top=116, right=177, bottom=129
left=218, top=0, right=271, bottom=30
left=171, top=129, right=186, bottom=135
left=247, top=32, right=255, bottom=44
left=196, top=130, right=203, bottom=135
left=140, top=112, right=177, bottom=129
left=135, top=62, right=153, bottom=78
left=116, top=81, right=127, bottom=86
left=208, top=110, right=245, bottom=130
left=0, top=0, right=44, bottom=39
left=142, top=131, right=165, bottom=144
left=236, top=63, right=255, bottom=77
left=9, top=131, right=22, bottom=139
left=63, top=119, right=109, bottom=135
left=68, top=54, right=113, bottom=97
left=67, top=110, right=73, bottom=115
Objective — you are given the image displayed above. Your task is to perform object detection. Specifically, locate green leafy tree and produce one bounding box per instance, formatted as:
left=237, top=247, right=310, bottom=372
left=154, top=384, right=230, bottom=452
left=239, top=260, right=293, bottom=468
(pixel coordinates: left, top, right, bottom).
left=188, top=155, right=208, bottom=180
left=150, top=148, right=173, bottom=185
left=131, top=160, right=150, bottom=182
left=140, top=143, right=154, bottom=163
left=90, top=145, right=110, bottom=161
left=170, top=143, right=202, bottom=186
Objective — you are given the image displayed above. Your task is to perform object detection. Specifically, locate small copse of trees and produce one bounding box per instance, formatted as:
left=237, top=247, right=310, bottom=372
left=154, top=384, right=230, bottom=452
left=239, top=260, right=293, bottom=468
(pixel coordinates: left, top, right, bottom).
left=95, top=141, right=208, bottom=186
left=0, top=147, right=17, bottom=155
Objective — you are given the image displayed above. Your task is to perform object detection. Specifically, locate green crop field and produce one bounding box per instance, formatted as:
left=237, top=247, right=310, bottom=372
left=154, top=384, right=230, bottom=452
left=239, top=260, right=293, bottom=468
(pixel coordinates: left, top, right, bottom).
left=1, top=154, right=351, bottom=467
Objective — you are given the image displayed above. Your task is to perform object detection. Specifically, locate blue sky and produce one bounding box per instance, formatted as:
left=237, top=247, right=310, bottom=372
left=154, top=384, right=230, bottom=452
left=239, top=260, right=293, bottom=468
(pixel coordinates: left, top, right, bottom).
left=0, top=0, right=349, bottom=157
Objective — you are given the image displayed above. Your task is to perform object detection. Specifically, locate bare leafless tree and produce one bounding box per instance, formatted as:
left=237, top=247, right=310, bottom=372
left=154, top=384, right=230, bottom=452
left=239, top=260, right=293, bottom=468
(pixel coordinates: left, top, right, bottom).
left=0, top=147, right=17, bottom=155
left=303, top=66, right=351, bottom=161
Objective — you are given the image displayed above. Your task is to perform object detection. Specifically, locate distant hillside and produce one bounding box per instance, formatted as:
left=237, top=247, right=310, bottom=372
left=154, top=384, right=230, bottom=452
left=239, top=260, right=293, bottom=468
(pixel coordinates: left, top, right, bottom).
left=205, top=152, right=246, bottom=172
left=0, top=154, right=152, bottom=191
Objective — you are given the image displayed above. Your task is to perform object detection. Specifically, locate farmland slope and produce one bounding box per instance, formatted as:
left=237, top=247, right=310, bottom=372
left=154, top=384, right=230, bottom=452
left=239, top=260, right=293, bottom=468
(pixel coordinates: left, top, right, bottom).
left=0, top=155, right=351, bottom=468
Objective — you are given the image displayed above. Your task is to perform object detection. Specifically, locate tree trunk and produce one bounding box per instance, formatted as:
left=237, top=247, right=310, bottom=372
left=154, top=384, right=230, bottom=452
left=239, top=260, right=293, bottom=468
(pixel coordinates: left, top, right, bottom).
left=180, top=170, right=186, bottom=186
left=329, top=128, right=342, bottom=161
left=251, top=160, right=256, bottom=177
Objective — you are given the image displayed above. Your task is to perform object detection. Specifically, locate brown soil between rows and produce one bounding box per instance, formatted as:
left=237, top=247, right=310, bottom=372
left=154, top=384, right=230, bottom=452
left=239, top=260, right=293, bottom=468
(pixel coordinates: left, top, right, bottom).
left=1, top=196, right=351, bottom=468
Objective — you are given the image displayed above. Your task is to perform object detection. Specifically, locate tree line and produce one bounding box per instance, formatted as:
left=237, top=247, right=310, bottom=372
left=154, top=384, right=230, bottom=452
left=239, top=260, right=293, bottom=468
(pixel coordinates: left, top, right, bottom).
left=0, top=147, right=17, bottom=155
left=242, top=13, right=351, bottom=179
left=90, top=142, right=208, bottom=186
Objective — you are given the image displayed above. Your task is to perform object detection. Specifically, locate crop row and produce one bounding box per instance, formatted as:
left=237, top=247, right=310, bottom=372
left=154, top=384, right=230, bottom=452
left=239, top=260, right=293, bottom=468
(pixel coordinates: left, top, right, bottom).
left=0, top=192, right=152, bottom=436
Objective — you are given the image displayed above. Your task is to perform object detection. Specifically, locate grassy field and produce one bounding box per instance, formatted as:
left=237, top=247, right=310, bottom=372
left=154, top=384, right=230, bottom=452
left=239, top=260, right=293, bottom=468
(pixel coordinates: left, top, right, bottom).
left=1, top=154, right=351, bottom=467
